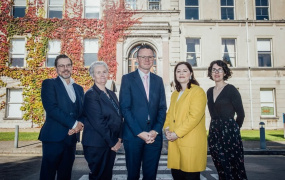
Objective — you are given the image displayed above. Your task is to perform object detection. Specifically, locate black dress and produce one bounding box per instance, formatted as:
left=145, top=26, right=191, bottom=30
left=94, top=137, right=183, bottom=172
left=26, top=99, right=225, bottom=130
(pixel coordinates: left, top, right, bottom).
left=207, top=84, right=247, bottom=180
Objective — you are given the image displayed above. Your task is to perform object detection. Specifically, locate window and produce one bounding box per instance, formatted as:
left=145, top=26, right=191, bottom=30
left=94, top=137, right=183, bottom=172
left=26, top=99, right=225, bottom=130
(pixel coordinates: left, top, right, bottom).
left=10, top=38, right=25, bottom=67
left=84, top=0, right=100, bottom=18
left=47, top=40, right=61, bottom=67
left=221, top=38, right=236, bottom=67
left=148, top=0, right=160, bottom=10
left=221, top=0, right=234, bottom=20
left=84, top=39, right=98, bottom=66
left=6, top=89, right=23, bottom=118
left=257, top=38, right=272, bottom=67
left=260, top=89, right=275, bottom=117
left=185, top=0, right=199, bottom=20
left=48, top=0, right=63, bottom=18
left=256, top=0, right=269, bottom=20
left=125, top=0, right=136, bottom=10
left=186, top=38, right=200, bottom=67
left=12, top=0, right=26, bottom=18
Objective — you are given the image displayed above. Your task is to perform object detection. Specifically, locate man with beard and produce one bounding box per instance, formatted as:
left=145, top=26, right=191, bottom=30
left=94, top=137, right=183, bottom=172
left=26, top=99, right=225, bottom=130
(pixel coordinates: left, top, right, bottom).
left=39, top=54, right=84, bottom=180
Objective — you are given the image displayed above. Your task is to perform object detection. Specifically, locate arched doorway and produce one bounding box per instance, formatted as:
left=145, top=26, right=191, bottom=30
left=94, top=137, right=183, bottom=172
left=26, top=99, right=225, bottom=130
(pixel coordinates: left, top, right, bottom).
left=128, top=44, right=157, bottom=74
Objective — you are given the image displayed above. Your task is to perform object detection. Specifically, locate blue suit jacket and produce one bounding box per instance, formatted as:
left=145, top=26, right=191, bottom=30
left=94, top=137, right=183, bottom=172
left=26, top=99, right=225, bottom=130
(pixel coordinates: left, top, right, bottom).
left=39, top=76, right=84, bottom=142
left=119, top=70, right=167, bottom=141
left=82, top=84, right=123, bottom=148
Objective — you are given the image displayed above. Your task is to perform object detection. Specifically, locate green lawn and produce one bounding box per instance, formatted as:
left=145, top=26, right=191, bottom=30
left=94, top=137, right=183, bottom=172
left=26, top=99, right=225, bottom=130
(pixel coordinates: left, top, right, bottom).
left=241, top=130, right=284, bottom=141
left=0, top=130, right=284, bottom=141
left=0, top=132, right=39, bottom=141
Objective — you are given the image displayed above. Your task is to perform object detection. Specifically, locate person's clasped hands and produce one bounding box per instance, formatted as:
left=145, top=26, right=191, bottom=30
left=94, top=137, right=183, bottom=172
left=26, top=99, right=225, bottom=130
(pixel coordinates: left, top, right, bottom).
left=138, top=130, right=158, bottom=144
left=68, top=121, right=84, bottom=135
left=164, top=127, right=178, bottom=142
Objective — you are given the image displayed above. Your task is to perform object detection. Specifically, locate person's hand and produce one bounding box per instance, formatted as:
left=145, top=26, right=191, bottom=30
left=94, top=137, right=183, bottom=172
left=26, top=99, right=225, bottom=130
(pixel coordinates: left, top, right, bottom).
left=111, top=138, right=122, bottom=152
left=167, top=132, right=178, bottom=142
left=148, top=130, right=158, bottom=143
left=138, top=132, right=153, bottom=144
left=74, top=121, right=84, bottom=133
left=164, top=127, right=170, bottom=136
left=68, top=129, right=75, bottom=135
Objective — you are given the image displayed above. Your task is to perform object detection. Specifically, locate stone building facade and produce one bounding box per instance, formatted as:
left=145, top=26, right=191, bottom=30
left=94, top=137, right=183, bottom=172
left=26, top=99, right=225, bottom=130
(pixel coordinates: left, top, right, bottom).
left=1, top=0, right=285, bottom=129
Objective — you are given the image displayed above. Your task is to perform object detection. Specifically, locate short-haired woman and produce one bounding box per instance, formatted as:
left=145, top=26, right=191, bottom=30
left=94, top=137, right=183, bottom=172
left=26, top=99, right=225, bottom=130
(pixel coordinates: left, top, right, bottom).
left=207, top=60, right=247, bottom=180
left=82, top=61, right=123, bottom=180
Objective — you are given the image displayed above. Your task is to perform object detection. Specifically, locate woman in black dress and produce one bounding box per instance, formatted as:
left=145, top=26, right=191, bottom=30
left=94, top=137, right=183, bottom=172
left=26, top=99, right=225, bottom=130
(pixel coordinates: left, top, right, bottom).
left=207, top=60, right=247, bottom=180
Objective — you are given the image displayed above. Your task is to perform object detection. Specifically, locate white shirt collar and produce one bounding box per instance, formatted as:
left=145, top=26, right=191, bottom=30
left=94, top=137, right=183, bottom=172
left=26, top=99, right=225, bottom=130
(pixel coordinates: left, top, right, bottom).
left=59, top=76, right=74, bottom=86
left=138, top=68, right=150, bottom=78
left=59, top=76, right=76, bottom=103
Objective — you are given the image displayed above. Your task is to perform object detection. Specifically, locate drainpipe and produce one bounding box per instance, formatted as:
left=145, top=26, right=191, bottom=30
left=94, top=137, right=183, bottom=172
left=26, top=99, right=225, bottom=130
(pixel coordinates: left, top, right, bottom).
left=245, top=0, right=254, bottom=129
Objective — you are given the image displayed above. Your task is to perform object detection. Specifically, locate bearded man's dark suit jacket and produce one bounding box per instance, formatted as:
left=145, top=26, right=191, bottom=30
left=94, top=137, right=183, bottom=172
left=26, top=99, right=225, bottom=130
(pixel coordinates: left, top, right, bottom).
left=39, top=76, right=84, bottom=180
left=119, top=70, right=167, bottom=180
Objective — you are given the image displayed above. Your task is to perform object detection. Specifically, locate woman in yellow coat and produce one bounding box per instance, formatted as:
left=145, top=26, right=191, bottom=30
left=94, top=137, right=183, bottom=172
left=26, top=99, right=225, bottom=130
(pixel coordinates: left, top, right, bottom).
left=164, top=62, right=207, bottom=180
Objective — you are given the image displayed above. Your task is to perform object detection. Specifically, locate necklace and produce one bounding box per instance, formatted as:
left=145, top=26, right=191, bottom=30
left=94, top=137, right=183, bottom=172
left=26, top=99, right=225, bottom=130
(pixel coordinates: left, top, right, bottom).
left=214, top=83, right=227, bottom=91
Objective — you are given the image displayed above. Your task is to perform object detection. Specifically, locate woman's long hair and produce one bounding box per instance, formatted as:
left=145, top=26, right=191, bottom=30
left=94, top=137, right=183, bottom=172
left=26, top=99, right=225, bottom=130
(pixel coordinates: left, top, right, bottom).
left=174, top=62, right=199, bottom=92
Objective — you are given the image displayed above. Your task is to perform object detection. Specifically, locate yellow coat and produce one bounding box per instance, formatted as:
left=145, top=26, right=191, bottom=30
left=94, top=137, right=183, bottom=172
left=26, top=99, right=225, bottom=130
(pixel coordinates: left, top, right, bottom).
left=163, top=84, right=207, bottom=172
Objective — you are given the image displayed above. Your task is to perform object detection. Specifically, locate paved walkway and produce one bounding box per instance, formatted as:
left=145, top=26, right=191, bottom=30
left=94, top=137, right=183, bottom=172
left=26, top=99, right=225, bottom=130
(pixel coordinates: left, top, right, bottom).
left=0, top=140, right=285, bottom=156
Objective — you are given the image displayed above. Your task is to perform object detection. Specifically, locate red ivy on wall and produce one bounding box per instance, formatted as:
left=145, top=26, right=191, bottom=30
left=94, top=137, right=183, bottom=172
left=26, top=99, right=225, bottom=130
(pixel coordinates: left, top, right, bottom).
left=0, top=0, right=139, bottom=126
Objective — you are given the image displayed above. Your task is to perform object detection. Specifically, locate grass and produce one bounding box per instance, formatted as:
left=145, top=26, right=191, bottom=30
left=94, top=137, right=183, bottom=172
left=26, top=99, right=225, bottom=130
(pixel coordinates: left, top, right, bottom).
left=241, top=130, right=285, bottom=141
left=0, top=130, right=284, bottom=141
left=0, top=132, right=39, bottom=141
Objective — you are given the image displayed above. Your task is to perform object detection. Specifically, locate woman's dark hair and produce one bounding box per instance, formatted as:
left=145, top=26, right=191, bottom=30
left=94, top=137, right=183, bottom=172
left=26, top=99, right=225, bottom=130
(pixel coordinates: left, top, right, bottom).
left=207, top=60, right=232, bottom=80
left=174, top=62, right=199, bottom=92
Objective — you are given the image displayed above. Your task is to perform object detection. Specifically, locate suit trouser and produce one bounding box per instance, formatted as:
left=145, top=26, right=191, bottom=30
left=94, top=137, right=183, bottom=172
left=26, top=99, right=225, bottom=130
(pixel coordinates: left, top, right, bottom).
left=171, top=169, right=200, bottom=180
left=83, top=146, right=116, bottom=180
left=40, top=136, right=76, bottom=180
left=124, top=137, right=162, bottom=180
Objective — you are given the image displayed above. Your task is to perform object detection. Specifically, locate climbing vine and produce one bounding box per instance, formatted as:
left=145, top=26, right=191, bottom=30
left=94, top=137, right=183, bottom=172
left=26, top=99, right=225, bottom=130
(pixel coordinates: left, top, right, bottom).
left=0, top=0, right=139, bottom=126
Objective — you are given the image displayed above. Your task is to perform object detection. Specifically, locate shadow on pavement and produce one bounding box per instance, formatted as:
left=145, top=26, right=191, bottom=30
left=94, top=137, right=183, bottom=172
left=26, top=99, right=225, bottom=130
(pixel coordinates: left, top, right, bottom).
left=0, top=156, right=41, bottom=180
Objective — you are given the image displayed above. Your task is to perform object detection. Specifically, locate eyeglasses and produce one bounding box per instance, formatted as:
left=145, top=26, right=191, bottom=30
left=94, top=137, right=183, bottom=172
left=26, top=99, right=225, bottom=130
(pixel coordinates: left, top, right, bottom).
left=211, top=68, right=224, bottom=73
left=138, top=56, right=154, bottom=61
left=57, top=64, right=72, bottom=69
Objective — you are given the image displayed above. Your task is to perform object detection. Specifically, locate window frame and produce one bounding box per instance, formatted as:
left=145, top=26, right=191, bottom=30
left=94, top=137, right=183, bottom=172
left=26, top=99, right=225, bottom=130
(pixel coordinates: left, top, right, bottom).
left=185, top=0, right=199, bottom=20
left=46, top=40, right=61, bottom=67
left=255, top=0, right=270, bottom=20
left=12, top=0, right=26, bottom=18
left=148, top=0, right=161, bottom=10
left=83, top=38, right=99, bottom=67
left=260, top=88, right=276, bottom=117
left=186, top=37, right=201, bottom=67
left=220, top=0, right=235, bottom=20
left=84, top=0, right=100, bottom=19
left=221, top=38, right=237, bottom=67
left=9, top=38, right=26, bottom=68
left=5, top=88, right=23, bottom=119
left=125, top=0, right=137, bottom=10
left=48, top=0, right=64, bottom=19
left=257, top=38, right=272, bottom=67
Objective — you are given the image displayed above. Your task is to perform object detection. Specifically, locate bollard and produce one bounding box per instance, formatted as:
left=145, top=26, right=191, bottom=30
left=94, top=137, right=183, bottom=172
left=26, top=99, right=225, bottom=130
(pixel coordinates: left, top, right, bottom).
left=259, top=122, right=266, bottom=149
left=14, top=125, right=19, bottom=148
left=283, top=113, right=285, bottom=139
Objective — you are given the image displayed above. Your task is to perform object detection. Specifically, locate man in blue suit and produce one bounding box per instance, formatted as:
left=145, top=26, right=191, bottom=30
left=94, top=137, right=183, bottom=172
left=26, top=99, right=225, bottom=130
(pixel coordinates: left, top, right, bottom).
left=39, top=54, right=84, bottom=180
left=120, top=44, right=167, bottom=180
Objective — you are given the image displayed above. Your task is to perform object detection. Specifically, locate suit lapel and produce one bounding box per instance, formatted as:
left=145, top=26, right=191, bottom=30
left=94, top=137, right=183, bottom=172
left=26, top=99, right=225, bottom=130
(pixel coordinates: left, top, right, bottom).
left=107, top=89, right=119, bottom=106
left=174, top=89, right=190, bottom=116
left=148, top=73, right=156, bottom=104
left=133, top=70, right=148, bottom=102
left=73, top=84, right=83, bottom=111
left=55, top=77, right=72, bottom=103
left=92, top=84, right=120, bottom=116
